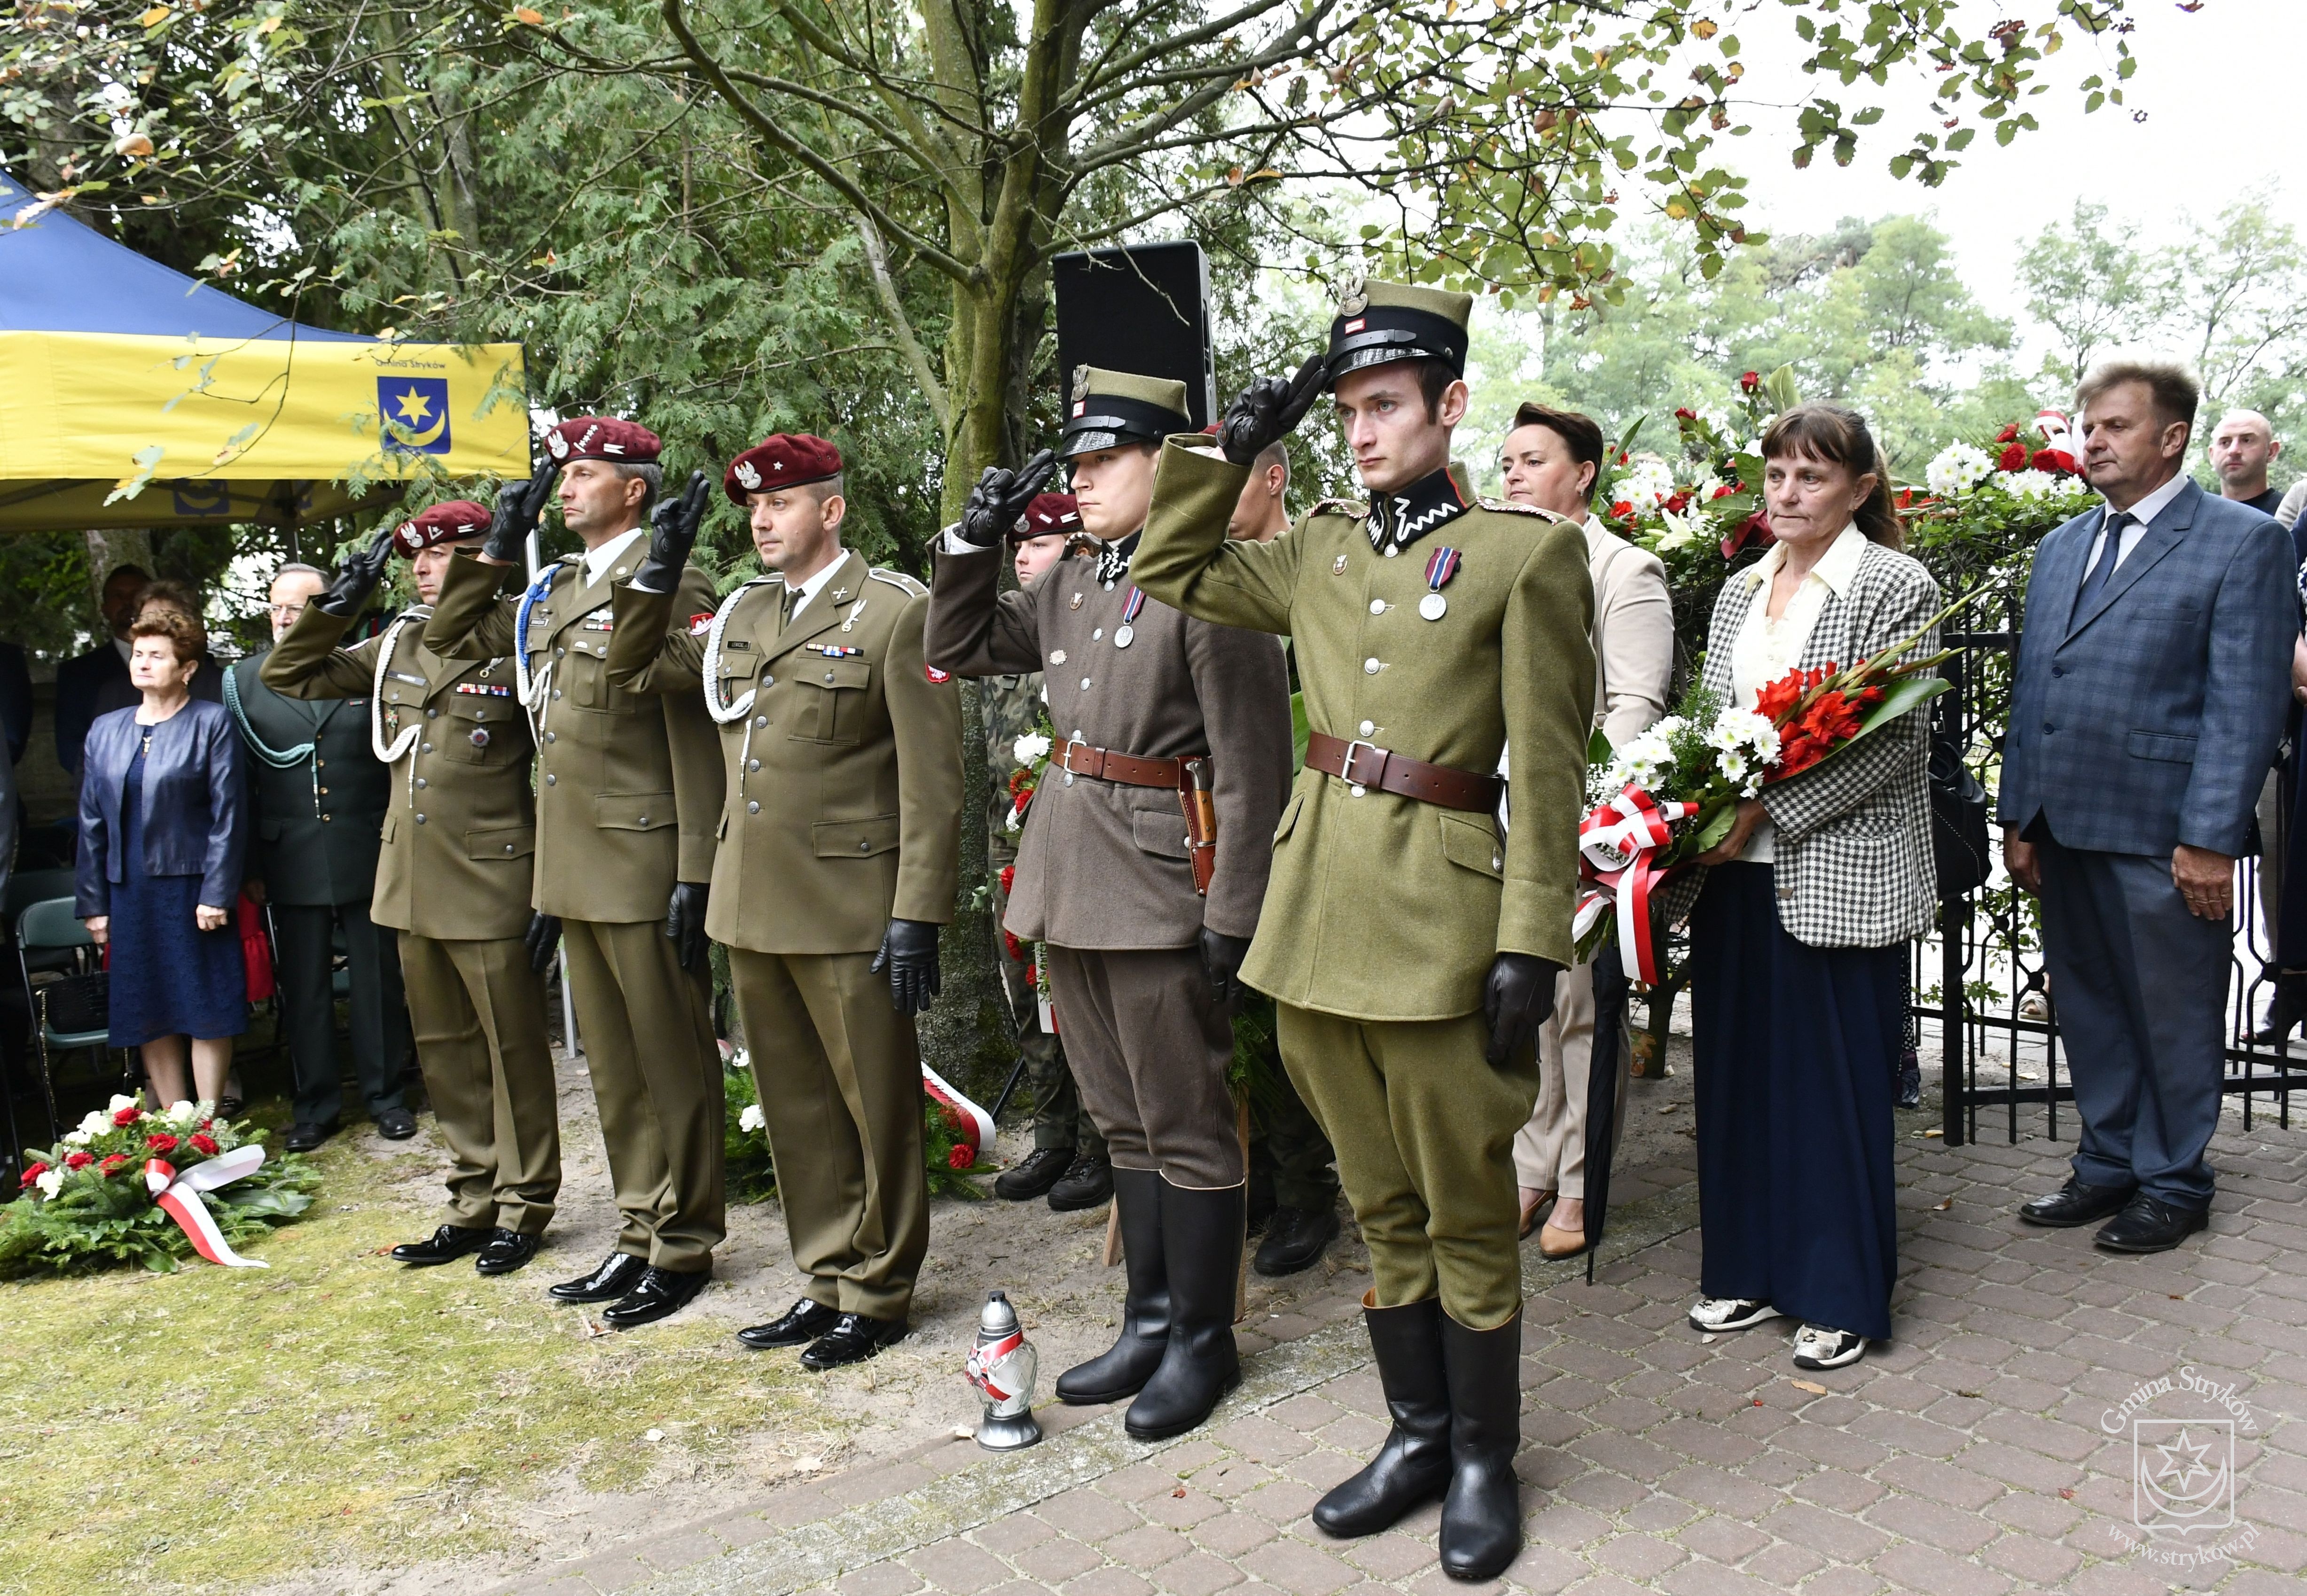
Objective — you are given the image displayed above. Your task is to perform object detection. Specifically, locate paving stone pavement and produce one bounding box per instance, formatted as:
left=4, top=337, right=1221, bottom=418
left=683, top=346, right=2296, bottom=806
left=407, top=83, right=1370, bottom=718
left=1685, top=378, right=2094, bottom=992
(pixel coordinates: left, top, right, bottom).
left=485, top=1099, right=2307, bottom=1596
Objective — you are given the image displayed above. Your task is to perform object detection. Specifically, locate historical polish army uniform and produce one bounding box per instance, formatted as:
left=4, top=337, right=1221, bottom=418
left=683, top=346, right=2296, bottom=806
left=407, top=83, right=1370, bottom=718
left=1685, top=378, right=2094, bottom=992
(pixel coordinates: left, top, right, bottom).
left=926, top=370, right=1293, bottom=1440
left=228, top=624, right=411, bottom=1145
left=604, top=433, right=962, bottom=1369
left=263, top=501, right=560, bottom=1274
left=1134, top=281, right=1594, bottom=1578
left=424, top=419, right=727, bottom=1323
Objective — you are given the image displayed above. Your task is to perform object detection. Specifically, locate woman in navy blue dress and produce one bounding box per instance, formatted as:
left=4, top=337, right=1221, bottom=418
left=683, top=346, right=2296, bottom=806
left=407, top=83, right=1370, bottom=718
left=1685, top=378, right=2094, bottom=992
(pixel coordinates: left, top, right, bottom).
left=74, top=609, right=248, bottom=1108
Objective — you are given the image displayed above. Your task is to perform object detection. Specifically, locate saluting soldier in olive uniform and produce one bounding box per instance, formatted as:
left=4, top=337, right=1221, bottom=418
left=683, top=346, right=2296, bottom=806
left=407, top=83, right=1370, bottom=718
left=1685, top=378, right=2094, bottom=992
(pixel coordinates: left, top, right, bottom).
left=264, top=502, right=561, bottom=1275
left=603, top=433, right=963, bottom=1370
left=927, top=370, right=1293, bottom=1441
left=423, top=419, right=727, bottom=1329
left=1134, top=280, right=1595, bottom=1581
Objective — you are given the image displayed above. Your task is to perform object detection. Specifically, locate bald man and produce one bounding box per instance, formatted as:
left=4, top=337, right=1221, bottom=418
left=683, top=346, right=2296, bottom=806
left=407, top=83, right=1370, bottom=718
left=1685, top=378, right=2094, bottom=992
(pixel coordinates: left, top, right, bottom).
left=2210, top=411, right=2284, bottom=518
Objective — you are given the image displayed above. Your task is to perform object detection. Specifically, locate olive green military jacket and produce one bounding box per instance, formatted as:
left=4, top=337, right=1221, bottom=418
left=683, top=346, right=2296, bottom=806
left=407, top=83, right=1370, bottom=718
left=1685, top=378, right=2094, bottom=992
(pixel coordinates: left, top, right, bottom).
left=262, top=604, right=538, bottom=942
left=603, top=549, right=963, bottom=956
left=423, top=549, right=724, bottom=924
left=228, top=653, right=390, bottom=909
left=1135, top=443, right=1594, bottom=1020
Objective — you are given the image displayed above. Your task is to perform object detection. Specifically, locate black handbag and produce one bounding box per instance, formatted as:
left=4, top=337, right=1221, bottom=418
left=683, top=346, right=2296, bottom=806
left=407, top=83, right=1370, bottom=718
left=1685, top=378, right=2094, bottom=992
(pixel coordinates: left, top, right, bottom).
left=1929, top=735, right=1993, bottom=898
left=39, top=971, right=110, bottom=1036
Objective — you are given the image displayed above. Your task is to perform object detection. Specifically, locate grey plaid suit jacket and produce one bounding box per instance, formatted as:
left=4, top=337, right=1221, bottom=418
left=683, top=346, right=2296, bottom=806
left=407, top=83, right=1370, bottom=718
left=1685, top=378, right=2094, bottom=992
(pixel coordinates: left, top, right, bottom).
left=1696, top=539, right=1942, bottom=948
left=1998, top=480, right=2296, bottom=859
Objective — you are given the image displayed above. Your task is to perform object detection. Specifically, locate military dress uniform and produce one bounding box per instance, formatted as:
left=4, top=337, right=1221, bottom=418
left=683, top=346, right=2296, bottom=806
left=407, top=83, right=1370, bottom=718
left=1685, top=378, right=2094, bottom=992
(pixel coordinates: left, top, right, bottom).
left=422, top=422, right=727, bottom=1292
left=1134, top=280, right=1594, bottom=1581
left=604, top=432, right=962, bottom=1361
left=926, top=368, right=1293, bottom=1441
left=227, top=649, right=410, bottom=1140
left=263, top=502, right=561, bottom=1265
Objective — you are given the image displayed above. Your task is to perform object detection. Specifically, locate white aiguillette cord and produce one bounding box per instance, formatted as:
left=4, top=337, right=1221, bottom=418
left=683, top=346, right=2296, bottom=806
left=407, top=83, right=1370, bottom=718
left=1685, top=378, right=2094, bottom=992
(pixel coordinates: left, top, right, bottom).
left=513, top=560, right=573, bottom=739
left=702, top=577, right=782, bottom=790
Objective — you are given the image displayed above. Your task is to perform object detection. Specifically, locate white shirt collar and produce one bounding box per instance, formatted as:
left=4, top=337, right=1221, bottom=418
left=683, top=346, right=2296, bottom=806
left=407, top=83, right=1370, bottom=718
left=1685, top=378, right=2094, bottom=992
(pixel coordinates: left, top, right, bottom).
left=1741, top=522, right=1869, bottom=598
left=786, top=548, right=850, bottom=620
left=2107, top=472, right=2187, bottom=529
left=580, top=525, right=648, bottom=586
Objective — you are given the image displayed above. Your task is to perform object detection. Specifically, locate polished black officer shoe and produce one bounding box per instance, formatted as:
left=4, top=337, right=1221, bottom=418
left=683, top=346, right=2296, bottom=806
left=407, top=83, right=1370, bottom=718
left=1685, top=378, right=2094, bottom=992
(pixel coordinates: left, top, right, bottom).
left=2095, top=1194, right=2210, bottom=1254
left=1253, top=1204, right=1341, bottom=1277
left=1047, top=1152, right=1114, bottom=1212
left=800, top=1312, right=910, bottom=1370
left=285, top=1119, right=338, bottom=1153
left=601, top=1265, right=711, bottom=1329
left=736, top=1298, right=840, bottom=1349
left=390, top=1223, right=493, bottom=1267
left=547, top=1250, right=649, bottom=1303
left=994, top=1145, right=1076, bottom=1201
left=1313, top=1297, right=1449, bottom=1538
left=2018, top=1177, right=2136, bottom=1228
left=375, top=1107, right=418, bottom=1140
left=475, top=1228, right=540, bottom=1275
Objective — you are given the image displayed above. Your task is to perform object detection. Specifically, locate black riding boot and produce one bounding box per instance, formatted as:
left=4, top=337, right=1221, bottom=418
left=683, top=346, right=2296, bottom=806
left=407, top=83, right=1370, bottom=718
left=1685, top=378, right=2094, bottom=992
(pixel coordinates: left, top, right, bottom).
left=1055, top=1167, right=1170, bottom=1404
left=1438, top=1308, right=1524, bottom=1581
left=2253, top=970, right=2307, bottom=1046
left=1312, top=1295, right=1451, bottom=1537
left=1124, top=1179, right=1243, bottom=1440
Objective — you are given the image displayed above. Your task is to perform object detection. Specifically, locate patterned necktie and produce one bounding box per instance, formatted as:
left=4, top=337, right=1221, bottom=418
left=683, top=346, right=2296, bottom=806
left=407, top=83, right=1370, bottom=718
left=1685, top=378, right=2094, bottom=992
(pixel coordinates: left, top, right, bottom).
left=780, top=584, right=799, bottom=629
left=2073, top=509, right=2132, bottom=623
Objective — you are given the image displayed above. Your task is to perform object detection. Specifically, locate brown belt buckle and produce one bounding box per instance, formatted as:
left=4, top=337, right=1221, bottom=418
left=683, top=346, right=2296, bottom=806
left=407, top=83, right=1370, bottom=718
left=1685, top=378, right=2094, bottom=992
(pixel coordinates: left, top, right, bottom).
left=1339, top=737, right=1384, bottom=796
left=1059, top=735, right=1090, bottom=787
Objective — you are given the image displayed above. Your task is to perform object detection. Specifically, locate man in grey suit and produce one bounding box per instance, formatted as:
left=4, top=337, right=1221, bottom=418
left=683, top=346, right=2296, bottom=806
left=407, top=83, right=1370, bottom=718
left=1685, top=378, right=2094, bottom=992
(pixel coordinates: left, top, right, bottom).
left=2002, top=360, right=2298, bottom=1254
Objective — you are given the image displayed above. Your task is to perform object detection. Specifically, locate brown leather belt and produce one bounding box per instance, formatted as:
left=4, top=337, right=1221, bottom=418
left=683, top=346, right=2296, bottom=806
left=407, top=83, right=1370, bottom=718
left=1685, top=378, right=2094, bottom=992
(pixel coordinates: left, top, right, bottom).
left=1056, top=738, right=1193, bottom=788
left=1305, top=731, right=1502, bottom=813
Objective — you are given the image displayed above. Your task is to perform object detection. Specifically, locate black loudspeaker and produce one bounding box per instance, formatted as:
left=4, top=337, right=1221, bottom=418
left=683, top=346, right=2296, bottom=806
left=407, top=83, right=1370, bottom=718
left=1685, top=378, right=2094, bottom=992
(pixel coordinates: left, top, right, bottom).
left=1052, top=242, right=1215, bottom=428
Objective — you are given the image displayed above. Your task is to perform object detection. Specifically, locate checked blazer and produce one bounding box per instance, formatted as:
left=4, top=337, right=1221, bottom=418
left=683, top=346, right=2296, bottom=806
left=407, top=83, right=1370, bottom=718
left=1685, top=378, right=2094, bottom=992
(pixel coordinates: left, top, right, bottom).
left=1698, top=538, right=1942, bottom=949
left=1998, top=478, right=2296, bottom=860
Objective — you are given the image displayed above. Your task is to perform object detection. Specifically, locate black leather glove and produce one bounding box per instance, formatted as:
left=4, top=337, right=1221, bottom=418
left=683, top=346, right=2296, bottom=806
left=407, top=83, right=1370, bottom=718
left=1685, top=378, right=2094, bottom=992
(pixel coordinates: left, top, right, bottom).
left=635, top=470, right=711, bottom=592
left=485, top=459, right=560, bottom=564
left=871, top=918, right=943, bottom=1015
left=954, top=449, right=1059, bottom=547
left=665, top=881, right=710, bottom=972
left=524, top=912, right=563, bottom=975
left=1481, top=952, right=1563, bottom=1068
left=1199, top=927, right=1253, bottom=1006
left=1215, top=355, right=1327, bottom=467
left=316, top=526, right=397, bottom=618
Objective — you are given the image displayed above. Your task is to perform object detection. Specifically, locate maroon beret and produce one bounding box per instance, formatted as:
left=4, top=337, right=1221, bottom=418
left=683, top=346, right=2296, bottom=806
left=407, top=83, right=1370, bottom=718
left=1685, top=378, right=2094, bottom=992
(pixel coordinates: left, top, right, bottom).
left=392, top=499, right=493, bottom=557
left=1013, top=492, right=1081, bottom=543
left=542, top=416, right=661, bottom=467
left=725, top=433, right=843, bottom=504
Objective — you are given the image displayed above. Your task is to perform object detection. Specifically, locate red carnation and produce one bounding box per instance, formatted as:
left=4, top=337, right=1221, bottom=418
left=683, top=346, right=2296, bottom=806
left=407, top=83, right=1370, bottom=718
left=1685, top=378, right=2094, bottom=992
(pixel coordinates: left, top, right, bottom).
left=145, top=1133, right=179, bottom=1155
left=99, top=1154, right=130, bottom=1176
left=112, top=1106, right=142, bottom=1127
left=63, top=1151, right=94, bottom=1170
left=1712, top=483, right=1736, bottom=500
left=189, top=1133, right=219, bottom=1156
left=1995, top=423, right=2020, bottom=444
left=1006, top=768, right=1032, bottom=795
left=1665, top=491, right=1692, bottom=514
left=1011, top=788, right=1032, bottom=817
left=1002, top=930, right=1027, bottom=963
left=948, top=1145, right=975, bottom=1170
left=1617, top=451, right=1631, bottom=465
left=998, top=864, right=1016, bottom=895
left=1997, top=441, right=2028, bottom=472
left=1674, top=407, right=1697, bottom=421
left=1739, top=371, right=1760, bottom=392
left=1610, top=500, right=1634, bottom=521
left=18, top=1161, right=47, bottom=1185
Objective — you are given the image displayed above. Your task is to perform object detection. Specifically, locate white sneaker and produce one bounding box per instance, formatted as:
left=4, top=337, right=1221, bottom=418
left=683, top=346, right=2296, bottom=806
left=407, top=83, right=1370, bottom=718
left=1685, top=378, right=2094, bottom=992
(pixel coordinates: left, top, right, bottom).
left=1689, top=1296, right=1783, bottom=1333
left=1791, top=1323, right=1868, bottom=1369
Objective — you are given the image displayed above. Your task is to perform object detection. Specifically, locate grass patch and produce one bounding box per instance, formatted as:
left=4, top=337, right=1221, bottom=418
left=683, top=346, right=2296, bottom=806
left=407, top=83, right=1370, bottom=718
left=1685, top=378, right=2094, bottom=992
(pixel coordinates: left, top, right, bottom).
left=0, top=1131, right=848, bottom=1595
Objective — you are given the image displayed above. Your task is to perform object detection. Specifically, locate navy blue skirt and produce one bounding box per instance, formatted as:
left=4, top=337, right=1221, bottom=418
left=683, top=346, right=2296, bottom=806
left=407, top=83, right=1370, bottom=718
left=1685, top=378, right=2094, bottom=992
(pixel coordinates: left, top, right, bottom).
left=106, top=747, right=246, bottom=1047
left=1689, top=862, right=1900, bottom=1341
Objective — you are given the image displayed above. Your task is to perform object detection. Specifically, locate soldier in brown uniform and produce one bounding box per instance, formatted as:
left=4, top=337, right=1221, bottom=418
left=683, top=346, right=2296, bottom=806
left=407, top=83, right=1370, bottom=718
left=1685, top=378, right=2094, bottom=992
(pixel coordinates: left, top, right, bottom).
left=264, top=501, right=560, bottom=1274
left=422, top=419, right=727, bottom=1329
left=926, top=370, right=1293, bottom=1440
left=602, top=433, right=963, bottom=1369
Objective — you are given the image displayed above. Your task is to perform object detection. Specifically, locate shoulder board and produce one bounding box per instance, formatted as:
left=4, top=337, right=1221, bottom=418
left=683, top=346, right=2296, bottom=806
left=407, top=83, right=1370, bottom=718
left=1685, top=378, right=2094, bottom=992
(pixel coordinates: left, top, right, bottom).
left=1309, top=498, right=1369, bottom=519
left=1476, top=497, right=1572, bottom=526
left=868, top=568, right=928, bottom=598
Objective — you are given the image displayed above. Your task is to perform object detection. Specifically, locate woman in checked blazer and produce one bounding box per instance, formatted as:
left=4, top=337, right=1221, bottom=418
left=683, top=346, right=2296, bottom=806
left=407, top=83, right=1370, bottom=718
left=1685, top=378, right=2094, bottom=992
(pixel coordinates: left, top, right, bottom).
left=1681, top=403, right=1940, bottom=1373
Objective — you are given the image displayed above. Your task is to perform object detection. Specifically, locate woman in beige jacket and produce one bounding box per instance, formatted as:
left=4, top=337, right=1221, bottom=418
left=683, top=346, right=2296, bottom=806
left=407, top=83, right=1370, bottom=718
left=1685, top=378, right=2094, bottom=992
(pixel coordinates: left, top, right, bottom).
left=1498, top=405, right=1676, bottom=1256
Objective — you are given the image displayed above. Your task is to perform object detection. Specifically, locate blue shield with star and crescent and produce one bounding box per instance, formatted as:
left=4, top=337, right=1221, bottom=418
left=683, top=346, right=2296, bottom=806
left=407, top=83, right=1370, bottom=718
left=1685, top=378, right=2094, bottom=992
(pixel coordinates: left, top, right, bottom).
left=379, top=376, right=453, bottom=454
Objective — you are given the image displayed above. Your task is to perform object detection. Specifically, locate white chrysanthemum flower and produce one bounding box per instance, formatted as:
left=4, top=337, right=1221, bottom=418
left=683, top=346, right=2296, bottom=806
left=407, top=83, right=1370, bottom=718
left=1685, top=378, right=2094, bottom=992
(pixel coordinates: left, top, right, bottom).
left=1925, top=442, right=1994, bottom=498
left=1013, top=732, right=1051, bottom=766
left=35, top=1169, right=64, bottom=1199
left=2002, top=468, right=2059, bottom=500
left=1696, top=404, right=1737, bottom=437
left=1707, top=709, right=1782, bottom=763
left=738, top=1104, right=766, bottom=1134
left=1619, top=456, right=1680, bottom=507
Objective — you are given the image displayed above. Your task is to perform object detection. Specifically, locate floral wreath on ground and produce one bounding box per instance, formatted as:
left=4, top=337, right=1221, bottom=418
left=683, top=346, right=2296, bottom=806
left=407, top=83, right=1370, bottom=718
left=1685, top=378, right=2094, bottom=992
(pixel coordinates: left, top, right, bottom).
left=2, top=1098, right=318, bottom=1277
left=1002, top=725, right=1057, bottom=1023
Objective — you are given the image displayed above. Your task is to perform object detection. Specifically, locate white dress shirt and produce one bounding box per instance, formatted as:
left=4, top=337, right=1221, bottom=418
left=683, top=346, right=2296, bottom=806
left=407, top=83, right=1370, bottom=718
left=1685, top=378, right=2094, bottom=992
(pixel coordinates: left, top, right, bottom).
left=1729, top=523, right=1870, bottom=864
left=580, top=526, right=648, bottom=587
left=783, top=547, right=850, bottom=622
left=2084, top=470, right=2188, bottom=573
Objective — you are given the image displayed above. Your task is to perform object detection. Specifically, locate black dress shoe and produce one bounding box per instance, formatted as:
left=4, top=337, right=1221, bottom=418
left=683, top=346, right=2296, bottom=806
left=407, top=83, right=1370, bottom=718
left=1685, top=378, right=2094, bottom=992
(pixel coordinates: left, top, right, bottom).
left=547, top=1251, right=650, bottom=1303
left=375, top=1107, right=418, bottom=1140
left=2019, top=1177, right=2136, bottom=1227
left=994, top=1145, right=1076, bottom=1202
left=800, top=1312, right=909, bottom=1370
left=2096, top=1194, right=2210, bottom=1254
left=390, top=1223, right=493, bottom=1266
left=475, top=1229, right=540, bottom=1275
left=1048, top=1152, right=1114, bottom=1212
left=1254, top=1204, right=1341, bottom=1277
left=284, top=1119, right=338, bottom=1153
left=215, top=1095, right=246, bottom=1121
left=736, top=1298, right=840, bottom=1349
left=601, top=1265, right=711, bottom=1329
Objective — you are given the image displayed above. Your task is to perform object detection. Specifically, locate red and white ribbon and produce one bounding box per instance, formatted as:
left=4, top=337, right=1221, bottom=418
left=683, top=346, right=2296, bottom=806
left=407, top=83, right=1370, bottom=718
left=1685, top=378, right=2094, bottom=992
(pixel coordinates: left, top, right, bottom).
left=966, top=1327, right=1030, bottom=1404
left=143, top=1144, right=271, bottom=1268
left=921, top=1064, right=996, bottom=1167
left=1573, top=785, right=1697, bottom=986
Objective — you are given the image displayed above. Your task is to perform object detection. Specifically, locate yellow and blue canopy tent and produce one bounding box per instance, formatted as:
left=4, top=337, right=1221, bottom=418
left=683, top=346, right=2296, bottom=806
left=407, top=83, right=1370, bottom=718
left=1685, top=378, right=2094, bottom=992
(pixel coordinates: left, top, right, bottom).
left=0, top=170, right=527, bottom=537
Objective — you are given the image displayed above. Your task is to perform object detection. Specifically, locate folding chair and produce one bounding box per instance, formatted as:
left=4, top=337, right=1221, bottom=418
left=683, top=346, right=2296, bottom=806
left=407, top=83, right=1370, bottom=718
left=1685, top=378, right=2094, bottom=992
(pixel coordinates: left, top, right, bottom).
left=14, top=896, right=121, bottom=1147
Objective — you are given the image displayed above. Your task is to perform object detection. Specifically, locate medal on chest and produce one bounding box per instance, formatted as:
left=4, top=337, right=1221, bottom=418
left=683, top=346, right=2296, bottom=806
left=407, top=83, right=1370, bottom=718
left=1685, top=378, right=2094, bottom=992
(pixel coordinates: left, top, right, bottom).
left=1114, top=586, right=1146, bottom=649
left=1420, top=546, right=1462, bottom=621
